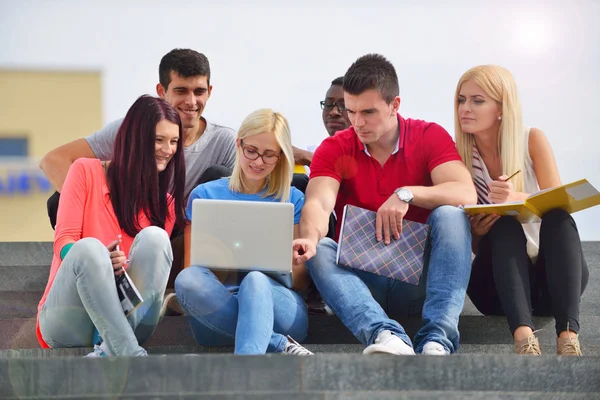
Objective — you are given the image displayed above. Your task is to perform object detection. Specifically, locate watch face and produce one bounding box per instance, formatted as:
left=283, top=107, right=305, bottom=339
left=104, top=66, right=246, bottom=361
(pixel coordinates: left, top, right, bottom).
left=397, top=188, right=413, bottom=203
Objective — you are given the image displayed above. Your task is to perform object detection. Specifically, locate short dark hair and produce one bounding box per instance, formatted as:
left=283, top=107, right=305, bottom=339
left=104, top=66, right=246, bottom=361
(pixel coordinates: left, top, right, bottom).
left=331, top=76, right=344, bottom=86
left=159, top=49, right=211, bottom=90
left=343, top=54, right=399, bottom=103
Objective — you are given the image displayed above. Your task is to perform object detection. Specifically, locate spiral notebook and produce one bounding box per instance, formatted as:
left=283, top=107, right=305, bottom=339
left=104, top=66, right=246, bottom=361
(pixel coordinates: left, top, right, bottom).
left=335, top=204, right=430, bottom=285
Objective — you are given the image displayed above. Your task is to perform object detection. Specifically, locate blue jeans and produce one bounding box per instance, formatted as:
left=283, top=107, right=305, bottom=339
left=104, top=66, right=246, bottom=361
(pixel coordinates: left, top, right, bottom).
left=307, top=205, right=471, bottom=353
left=175, top=268, right=308, bottom=355
left=39, top=226, right=172, bottom=356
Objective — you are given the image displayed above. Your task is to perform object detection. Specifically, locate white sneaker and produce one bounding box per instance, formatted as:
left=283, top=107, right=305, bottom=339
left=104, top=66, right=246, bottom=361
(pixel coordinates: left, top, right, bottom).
left=422, top=341, right=448, bottom=355
left=85, top=341, right=111, bottom=357
left=363, top=330, right=415, bottom=355
left=283, top=336, right=314, bottom=356
left=159, top=292, right=180, bottom=318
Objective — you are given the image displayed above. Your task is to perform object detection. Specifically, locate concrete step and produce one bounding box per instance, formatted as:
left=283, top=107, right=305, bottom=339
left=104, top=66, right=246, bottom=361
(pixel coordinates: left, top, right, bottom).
left=3, top=286, right=597, bottom=319
left=3, top=315, right=600, bottom=351
left=1, top=241, right=598, bottom=355
left=1, top=393, right=597, bottom=400
left=1, top=241, right=598, bottom=292
left=1, top=354, right=598, bottom=399
left=2, top=393, right=595, bottom=400
left=3, top=343, right=600, bottom=358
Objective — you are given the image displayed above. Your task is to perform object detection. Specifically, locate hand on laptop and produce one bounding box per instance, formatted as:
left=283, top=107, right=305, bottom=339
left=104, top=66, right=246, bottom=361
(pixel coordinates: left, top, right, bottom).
left=292, top=238, right=316, bottom=264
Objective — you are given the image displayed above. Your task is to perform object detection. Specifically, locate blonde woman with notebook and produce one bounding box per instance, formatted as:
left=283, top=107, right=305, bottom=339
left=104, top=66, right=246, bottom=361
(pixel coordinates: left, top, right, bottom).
left=455, top=65, right=589, bottom=356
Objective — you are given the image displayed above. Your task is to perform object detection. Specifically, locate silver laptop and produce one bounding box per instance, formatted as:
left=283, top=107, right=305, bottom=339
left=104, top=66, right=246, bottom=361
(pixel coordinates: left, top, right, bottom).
left=190, top=199, right=294, bottom=288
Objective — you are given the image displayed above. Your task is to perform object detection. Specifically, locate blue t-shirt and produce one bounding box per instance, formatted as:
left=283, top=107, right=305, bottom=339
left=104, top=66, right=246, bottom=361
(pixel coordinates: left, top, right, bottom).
left=186, top=177, right=304, bottom=224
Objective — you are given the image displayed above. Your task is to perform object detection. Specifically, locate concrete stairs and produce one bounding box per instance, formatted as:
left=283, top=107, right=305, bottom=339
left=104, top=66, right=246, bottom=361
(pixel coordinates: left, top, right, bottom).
left=0, top=241, right=599, bottom=399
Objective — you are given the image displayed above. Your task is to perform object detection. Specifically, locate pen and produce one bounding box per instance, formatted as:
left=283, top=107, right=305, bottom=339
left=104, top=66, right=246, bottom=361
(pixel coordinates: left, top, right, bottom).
left=503, top=170, right=521, bottom=182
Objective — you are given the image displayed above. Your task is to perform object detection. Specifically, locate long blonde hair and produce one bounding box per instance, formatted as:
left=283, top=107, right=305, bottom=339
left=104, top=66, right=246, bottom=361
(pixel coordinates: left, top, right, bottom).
left=229, top=108, right=294, bottom=201
left=454, top=65, right=525, bottom=192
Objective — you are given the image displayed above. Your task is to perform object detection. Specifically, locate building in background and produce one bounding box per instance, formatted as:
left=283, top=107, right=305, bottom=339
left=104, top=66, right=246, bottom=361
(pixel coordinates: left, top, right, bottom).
left=0, top=70, right=102, bottom=241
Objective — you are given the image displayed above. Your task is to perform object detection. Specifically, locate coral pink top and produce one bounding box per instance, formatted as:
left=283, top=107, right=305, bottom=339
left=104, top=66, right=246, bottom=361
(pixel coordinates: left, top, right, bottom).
left=36, top=158, right=175, bottom=348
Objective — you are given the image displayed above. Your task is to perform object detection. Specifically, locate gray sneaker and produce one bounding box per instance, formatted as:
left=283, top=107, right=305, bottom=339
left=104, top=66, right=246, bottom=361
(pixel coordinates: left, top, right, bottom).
left=283, top=336, right=313, bottom=355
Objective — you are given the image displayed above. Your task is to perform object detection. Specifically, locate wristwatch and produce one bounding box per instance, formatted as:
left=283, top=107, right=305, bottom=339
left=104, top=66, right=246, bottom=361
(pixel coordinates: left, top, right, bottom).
left=394, top=187, right=414, bottom=204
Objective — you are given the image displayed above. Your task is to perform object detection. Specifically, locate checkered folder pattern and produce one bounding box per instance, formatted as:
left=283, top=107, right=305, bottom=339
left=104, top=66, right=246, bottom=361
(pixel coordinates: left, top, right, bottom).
left=335, top=204, right=430, bottom=285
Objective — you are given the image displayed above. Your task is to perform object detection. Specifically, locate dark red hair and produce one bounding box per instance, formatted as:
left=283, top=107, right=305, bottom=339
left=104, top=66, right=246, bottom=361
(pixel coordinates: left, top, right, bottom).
left=107, top=95, right=186, bottom=237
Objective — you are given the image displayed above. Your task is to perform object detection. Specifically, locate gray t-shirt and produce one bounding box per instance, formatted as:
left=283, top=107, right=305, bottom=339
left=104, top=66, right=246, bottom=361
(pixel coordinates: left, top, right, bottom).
left=85, top=118, right=236, bottom=197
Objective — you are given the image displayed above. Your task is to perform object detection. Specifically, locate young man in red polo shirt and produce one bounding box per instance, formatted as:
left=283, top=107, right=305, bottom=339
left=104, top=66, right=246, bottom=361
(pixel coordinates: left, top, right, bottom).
left=293, top=53, right=477, bottom=355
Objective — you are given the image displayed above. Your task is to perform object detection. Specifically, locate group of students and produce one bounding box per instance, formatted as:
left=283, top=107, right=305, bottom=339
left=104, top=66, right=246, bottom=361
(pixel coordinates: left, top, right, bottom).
left=35, top=48, right=588, bottom=358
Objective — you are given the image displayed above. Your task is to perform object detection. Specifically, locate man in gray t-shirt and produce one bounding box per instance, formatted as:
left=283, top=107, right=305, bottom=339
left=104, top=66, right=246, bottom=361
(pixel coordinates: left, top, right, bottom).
left=40, top=48, right=236, bottom=229
left=40, top=49, right=236, bottom=294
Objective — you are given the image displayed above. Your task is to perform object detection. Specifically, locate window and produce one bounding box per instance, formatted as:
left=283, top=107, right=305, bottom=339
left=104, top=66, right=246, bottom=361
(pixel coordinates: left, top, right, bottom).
left=0, top=137, right=28, bottom=157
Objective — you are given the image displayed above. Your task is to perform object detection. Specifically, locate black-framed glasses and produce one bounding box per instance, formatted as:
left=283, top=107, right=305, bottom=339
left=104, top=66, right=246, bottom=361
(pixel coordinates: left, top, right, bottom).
left=240, top=140, right=281, bottom=165
left=320, top=100, right=346, bottom=113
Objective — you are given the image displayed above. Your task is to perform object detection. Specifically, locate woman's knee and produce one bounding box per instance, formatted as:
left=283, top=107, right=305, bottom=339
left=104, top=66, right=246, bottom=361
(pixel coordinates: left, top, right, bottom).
left=240, top=271, right=271, bottom=292
left=487, top=216, right=525, bottom=241
left=66, top=238, right=112, bottom=275
left=137, top=226, right=170, bottom=249
left=70, top=237, right=107, bottom=258
left=175, top=266, right=214, bottom=302
left=540, top=208, right=573, bottom=230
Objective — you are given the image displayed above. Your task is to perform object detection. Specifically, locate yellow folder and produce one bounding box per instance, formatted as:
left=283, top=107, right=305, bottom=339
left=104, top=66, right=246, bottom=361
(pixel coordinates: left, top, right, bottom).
left=463, top=179, right=600, bottom=223
left=293, top=164, right=307, bottom=174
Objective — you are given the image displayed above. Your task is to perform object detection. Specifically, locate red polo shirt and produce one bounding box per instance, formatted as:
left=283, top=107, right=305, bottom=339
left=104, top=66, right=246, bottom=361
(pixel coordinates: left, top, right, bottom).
left=310, top=114, right=461, bottom=240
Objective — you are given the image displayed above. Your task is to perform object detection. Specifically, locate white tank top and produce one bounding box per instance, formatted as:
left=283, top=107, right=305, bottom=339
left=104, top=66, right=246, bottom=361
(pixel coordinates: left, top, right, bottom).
left=521, top=127, right=541, bottom=260
left=473, top=127, right=541, bottom=260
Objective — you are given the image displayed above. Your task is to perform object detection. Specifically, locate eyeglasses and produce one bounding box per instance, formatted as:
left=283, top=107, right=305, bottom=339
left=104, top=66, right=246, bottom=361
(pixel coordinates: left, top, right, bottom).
left=240, top=140, right=281, bottom=165
left=320, top=101, right=346, bottom=113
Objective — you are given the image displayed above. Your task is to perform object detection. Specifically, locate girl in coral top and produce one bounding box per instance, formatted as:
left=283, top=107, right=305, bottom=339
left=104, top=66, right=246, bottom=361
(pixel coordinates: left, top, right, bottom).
left=37, top=95, right=186, bottom=356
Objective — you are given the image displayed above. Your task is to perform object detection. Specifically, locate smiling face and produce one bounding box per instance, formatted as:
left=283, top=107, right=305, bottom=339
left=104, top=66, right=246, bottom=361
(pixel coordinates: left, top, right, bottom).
left=457, top=79, right=502, bottom=135
left=237, top=131, right=282, bottom=186
left=157, top=71, right=212, bottom=131
left=344, top=89, right=400, bottom=146
left=154, top=119, right=180, bottom=172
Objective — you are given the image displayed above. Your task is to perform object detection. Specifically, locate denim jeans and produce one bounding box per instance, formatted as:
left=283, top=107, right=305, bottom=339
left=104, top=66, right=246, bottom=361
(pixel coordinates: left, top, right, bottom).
left=175, top=268, right=308, bottom=354
left=307, top=205, right=471, bottom=353
left=39, top=226, right=172, bottom=356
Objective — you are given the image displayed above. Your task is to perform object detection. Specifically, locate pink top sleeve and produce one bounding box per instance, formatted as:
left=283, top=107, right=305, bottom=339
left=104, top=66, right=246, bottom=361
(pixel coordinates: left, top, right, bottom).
left=53, top=159, right=89, bottom=256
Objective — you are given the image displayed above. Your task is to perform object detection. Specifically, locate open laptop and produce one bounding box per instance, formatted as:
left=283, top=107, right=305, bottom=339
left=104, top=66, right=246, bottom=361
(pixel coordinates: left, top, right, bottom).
left=190, top=199, right=294, bottom=288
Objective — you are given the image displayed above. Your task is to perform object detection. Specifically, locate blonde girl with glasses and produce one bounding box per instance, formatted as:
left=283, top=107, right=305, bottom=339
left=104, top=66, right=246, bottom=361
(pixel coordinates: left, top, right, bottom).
left=174, top=108, right=313, bottom=355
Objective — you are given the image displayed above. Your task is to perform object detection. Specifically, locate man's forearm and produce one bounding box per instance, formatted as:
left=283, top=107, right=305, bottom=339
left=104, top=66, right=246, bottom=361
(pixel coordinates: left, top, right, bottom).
left=406, top=182, right=477, bottom=210
left=293, top=146, right=313, bottom=167
left=299, top=202, right=330, bottom=244
left=301, top=149, right=313, bottom=166
left=39, top=155, right=72, bottom=192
